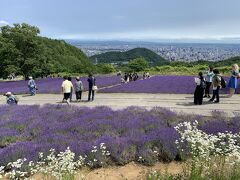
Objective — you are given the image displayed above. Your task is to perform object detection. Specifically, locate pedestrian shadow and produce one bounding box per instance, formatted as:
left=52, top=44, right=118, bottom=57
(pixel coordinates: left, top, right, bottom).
left=184, top=96, right=194, bottom=99
left=176, top=101, right=213, bottom=106
left=21, top=94, right=33, bottom=97
left=69, top=100, right=89, bottom=103
left=56, top=100, right=90, bottom=104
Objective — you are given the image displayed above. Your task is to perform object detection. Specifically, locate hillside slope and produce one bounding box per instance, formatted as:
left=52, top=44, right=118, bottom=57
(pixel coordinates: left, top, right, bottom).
left=0, top=23, right=94, bottom=78
left=90, top=48, right=168, bottom=65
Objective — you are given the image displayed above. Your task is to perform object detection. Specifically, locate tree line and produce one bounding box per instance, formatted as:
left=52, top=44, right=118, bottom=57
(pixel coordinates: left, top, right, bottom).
left=0, top=23, right=94, bottom=79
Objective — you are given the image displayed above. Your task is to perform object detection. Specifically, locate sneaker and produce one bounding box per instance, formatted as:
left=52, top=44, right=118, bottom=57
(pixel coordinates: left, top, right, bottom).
left=213, top=101, right=219, bottom=103
left=208, top=99, right=213, bottom=102
left=207, top=95, right=211, bottom=98
left=203, top=95, right=207, bottom=98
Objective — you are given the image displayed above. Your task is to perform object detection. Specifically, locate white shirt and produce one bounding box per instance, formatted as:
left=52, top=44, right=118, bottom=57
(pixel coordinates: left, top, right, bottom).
left=194, top=78, right=201, bottom=85
left=61, top=80, right=73, bottom=93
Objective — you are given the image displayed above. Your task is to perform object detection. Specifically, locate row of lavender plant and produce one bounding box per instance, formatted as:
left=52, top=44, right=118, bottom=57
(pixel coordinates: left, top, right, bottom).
left=1, top=111, right=240, bottom=179
left=0, top=105, right=240, bottom=168
left=0, top=75, right=121, bottom=94
left=100, top=75, right=240, bottom=94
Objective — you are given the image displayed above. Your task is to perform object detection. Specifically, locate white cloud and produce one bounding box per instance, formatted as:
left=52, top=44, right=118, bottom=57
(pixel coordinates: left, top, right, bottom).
left=0, top=20, right=9, bottom=27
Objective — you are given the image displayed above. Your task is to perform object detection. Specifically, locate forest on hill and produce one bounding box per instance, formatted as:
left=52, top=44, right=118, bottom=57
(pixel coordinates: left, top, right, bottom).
left=90, top=47, right=168, bottom=66
left=0, top=23, right=94, bottom=78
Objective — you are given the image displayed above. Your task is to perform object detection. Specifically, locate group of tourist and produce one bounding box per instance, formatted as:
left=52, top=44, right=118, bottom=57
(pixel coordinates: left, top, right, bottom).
left=194, top=64, right=239, bottom=105
left=4, top=74, right=97, bottom=105
left=121, top=72, right=139, bottom=83
left=3, top=76, right=37, bottom=105
left=120, top=72, right=150, bottom=83
left=61, top=74, right=96, bottom=104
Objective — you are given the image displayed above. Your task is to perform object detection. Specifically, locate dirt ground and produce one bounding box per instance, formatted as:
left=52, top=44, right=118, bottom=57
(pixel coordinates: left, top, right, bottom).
left=0, top=93, right=239, bottom=117
left=31, top=161, right=183, bottom=180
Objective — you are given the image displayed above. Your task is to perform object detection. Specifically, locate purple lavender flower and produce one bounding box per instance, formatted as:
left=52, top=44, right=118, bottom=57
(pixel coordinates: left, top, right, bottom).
left=100, top=75, right=239, bottom=94
left=0, top=75, right=121, bottom=94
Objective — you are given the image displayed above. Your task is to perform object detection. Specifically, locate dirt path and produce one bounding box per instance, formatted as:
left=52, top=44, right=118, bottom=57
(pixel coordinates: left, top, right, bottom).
left=31, top=161, right=183, bottom=180
left=0, top=93, right=239, bottom=117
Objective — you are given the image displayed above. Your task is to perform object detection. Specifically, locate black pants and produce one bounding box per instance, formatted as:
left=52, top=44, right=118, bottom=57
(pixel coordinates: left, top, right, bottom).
left=88, top=89, right=95, bottom=101
left=210, top=86, right=220, bottom=102
left=76, top=91, right=82, bottom=100
left=194, top=86, right=204, bottom=105
left=205, top=82, right=212, bottom=96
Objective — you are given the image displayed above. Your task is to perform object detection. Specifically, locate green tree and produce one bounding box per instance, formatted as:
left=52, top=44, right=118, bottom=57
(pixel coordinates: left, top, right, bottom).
left=128, top=57, right=149, bottom=72
left=0, top=23, right=95, bottom=78
left=97, top=63, right=116, bottom=74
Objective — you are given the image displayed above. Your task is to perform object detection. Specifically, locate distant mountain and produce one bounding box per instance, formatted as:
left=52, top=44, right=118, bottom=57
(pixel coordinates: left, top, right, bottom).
left=90, top=48, right=168, bottom=65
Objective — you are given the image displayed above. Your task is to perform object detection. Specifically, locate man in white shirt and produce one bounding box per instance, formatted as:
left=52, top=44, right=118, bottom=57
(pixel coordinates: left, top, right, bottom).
left=61, top=76, right=74, bottom=104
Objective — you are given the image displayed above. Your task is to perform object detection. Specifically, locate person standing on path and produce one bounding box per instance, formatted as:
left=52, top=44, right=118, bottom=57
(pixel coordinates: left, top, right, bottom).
left=227, top=64, right=239, bottom=98
left=209, top=69, right=221, bottom=103
left=68, top=77, right=73, bottom=102
left=204, top=66, right=214, bottom=98
left=28, top=76, right=37, bottom=96
left=194, top=72, right=205, bottom=105
left=87, top=74, right=96, bottom=101
left=75, top=77, right=83, bottom=102
left=61, top=76, right=74, bottom=104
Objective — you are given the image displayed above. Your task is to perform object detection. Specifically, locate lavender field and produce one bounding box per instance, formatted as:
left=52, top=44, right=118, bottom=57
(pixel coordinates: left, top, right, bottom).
left=0, top=105, right=239, bottom=167
left=0, top=75, right=121, bottom=94
left=100, top=75, right=240, bottom=94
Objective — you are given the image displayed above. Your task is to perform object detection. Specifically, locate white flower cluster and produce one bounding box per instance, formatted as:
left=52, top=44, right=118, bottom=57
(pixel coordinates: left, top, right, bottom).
left=147, top=170, right=160, bottom=179
left=28, top=147, right=77, bottom=179
left=87, top=143, right=111, bottom=167
left=5, top=158, right=28, bottom=180
left=175, top=120, right=240, bottom=164
left=0, top=143, right=111, bottom=179
left=138, top=156, right=145, bottom=163
left=0, top=166, right=4, bottom=179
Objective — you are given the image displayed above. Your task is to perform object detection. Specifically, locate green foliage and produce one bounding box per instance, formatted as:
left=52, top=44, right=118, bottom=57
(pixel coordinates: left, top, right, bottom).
left=96, top=63, right=116, bottom=74
left=150, top=64, right=232, bottom=76
left=128, top=57, right=149, bottom=72
left=90, top=47, right=168, bottom=66
left=0, top=23, right=94, bottom=78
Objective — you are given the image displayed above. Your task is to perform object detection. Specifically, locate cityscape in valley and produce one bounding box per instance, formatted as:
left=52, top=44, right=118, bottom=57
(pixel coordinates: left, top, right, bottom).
left=68, top=40, right=240, bottom=62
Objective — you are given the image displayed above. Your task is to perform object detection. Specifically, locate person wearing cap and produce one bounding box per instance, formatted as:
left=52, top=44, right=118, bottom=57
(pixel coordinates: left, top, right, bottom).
left=28, top=76, right=37, bottom=96
left=4, top=92, right=17, bottom=105
left=75, top=77, right=83, bottom=102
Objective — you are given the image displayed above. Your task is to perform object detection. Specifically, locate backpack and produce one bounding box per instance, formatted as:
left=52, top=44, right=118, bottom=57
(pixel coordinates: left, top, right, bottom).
left=200, top=79, right=206, bottom=89
left=221, top=77, right=226, bottom=88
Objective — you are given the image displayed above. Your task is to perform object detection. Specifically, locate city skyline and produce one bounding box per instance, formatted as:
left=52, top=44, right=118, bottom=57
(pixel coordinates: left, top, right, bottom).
left=1, top=0, right=240, bottom=43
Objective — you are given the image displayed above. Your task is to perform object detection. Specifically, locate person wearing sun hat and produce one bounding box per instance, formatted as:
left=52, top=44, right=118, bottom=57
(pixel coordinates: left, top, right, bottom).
left=28, top=76, right=37, bottom=96
left=4, top=92, right=18, bottom=105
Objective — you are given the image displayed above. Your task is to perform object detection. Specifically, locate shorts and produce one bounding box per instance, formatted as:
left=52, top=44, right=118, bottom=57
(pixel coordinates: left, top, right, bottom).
left=63, top=93, right=71, bottom=100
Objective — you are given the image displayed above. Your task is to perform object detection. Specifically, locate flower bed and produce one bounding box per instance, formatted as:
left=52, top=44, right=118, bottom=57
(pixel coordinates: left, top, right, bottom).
left=100, top=75, right=240, bottom=94
left=0, top=75, right=121, bottom=94
left=0, top=104, right=239, bottom=168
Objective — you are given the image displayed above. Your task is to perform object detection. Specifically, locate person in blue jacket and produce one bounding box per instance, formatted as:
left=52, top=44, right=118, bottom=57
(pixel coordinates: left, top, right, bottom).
left=28, top=76, right=37, bottom=96
left=4, top=92, right=17, bottom=105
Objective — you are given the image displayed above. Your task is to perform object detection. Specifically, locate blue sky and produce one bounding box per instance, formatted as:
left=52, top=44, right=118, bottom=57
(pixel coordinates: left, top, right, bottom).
left=1, top=0, right=240, bottom=42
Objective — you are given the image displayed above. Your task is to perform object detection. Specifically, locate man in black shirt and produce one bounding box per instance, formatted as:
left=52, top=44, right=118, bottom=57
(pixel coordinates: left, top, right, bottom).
left=87, top=74, right=96, bottom=101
